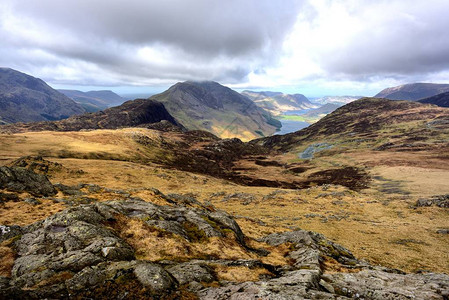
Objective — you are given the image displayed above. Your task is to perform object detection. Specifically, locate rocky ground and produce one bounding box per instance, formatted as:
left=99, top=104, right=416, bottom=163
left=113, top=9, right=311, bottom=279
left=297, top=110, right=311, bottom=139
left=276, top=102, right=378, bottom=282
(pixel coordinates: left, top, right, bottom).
left=1, top=159, right=449, bottom=299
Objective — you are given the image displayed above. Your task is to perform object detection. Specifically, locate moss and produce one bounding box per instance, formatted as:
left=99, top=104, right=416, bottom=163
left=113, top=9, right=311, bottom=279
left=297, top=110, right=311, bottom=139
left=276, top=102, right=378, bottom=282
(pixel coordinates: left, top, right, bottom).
left=182, top=221, right=208, bottom=243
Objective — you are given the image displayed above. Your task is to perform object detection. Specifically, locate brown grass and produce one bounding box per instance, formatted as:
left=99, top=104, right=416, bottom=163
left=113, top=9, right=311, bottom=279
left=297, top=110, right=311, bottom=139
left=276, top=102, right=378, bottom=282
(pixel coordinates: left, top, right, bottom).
left=111, top=215, right=258, bottom=262
left=212, top=265, right=273, bottom=282
left=0, top=198, right=65, bottom=226
left=0, top=238, right=18, bottom=277
left=0, top=128, right=448, bottom=274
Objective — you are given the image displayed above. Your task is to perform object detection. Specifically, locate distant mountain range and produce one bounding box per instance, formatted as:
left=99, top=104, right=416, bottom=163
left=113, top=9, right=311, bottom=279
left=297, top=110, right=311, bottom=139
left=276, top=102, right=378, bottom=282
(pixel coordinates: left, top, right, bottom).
left=302, top=103, right=341, bottom=118
left=0, top=68, right=85, bottom=124
left=311, top=96, right=362, bottom=105
left=241, top=91, right=316, bottom=116
left=58, top=89, right=125, bottom=112
left=375, top=83, right=449, bottom=100
left=0, top=98, right=179, bottom=133
left=150, top=81, right=281, bottom=141
left=418, top=91, right=449, bottom=108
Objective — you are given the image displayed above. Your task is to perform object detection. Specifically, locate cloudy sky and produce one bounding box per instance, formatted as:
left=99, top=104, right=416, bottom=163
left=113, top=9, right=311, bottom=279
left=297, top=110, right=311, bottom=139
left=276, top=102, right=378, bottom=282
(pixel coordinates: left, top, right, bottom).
left=1, top=0, right=449, bottom=97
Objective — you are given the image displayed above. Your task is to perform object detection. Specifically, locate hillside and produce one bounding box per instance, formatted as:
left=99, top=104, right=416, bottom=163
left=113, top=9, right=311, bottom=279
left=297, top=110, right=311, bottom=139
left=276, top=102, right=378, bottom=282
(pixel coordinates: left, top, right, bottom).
left=375, top=83, right=449, bottom=100
left=258, top=97, right=449, bottom=151
left=0, top=97, right=448, bottom=298
left=58, top=89, right=124, bottom=112
left=0, top=68, right=86, bottom=124
left=242, top=90, right=316, bottom=116
left=150, top=81, right=280, bottom=141
left=0, top=98, right=180, bottom=133
left=419, top=91, right=449, bottom=107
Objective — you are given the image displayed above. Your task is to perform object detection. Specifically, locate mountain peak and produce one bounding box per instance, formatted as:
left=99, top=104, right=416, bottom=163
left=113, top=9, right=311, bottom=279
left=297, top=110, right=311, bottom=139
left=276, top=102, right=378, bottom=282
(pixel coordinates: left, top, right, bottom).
left=151, top=81, right=279, bottom=140
left=375, top=83, right=449, bottom=100
left=0, top=68, right=86, bottom=123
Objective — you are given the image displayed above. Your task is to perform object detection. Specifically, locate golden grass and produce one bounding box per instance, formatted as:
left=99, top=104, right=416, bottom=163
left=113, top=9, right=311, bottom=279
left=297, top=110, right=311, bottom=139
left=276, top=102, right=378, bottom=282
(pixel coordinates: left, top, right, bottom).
left=0, top=128, right=448, bottom=274
left=112, top=215, right=258, bottom=262
left=0, top=198, right=65, bottom=226
left=212, top=265, right=273, bottom=282
left=0, top=245, right=15, bottom=277
left=0, top=237, right=18, bottom=277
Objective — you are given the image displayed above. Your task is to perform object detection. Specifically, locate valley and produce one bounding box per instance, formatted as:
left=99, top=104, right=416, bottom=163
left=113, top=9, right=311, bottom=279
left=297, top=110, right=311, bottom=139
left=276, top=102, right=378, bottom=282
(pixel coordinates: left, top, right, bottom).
left=1, top=73, right=449, bottom=298
left=1, top=98, right=448, bottom=282
left=2, top=1, right=449, bottom=298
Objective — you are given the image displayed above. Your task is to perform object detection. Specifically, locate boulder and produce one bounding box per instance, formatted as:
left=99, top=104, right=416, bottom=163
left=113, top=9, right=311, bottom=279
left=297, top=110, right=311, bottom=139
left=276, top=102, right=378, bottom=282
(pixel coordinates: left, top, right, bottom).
left=0, top=166, right=56, bottom=196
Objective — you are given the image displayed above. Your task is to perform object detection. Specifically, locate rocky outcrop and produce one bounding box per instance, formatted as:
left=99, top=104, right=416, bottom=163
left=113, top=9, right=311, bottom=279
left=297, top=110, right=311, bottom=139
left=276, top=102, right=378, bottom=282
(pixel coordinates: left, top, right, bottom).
left=416, top=195, right=449, bottom=208
left=1, top=194, right=448, bottom=299
left=0, top=166, right=56, bottom=196
left=0, top=98, right=182, bottom=134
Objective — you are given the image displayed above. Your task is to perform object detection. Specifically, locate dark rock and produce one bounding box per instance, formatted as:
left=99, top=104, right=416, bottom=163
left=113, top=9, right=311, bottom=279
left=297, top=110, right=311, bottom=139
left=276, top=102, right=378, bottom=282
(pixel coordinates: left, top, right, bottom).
left=0, top=192, right=19, bottom=202
left=53, top=183, right=84, bottom=196
left=416, top=195, right=449, bottom=208
left=8, top=155, right=63, bottom=175
left=437, top=229, right=449, bottom=234
left=0, top=224, right=23, bottom=242
left=23, top=198, right=41, bottom=205
left=167, top=262, right=215, bottom=285
left=0, top=166, right=56, bottom=196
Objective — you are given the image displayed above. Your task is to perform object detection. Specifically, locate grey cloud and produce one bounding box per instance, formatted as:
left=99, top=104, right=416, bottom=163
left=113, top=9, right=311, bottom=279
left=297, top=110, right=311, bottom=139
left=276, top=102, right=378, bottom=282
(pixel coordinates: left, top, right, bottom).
left=319, top=1, right=449, bottom=79
left=0, top=0, right=302, bottom=85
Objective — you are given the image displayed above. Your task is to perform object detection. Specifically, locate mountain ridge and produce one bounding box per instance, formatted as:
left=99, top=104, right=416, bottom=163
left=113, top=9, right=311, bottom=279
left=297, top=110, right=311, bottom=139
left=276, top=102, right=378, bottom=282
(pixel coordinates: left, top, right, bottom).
left=0, top=68, right=86, bottom=123
left=375, top=82, right=449, bottom=100
left=58, top=89, right=124, bottom=112
left=419, top=91, right=449, bottom=107
left=150, top=81, right=280, bottom=141
left=0, top=98, right=181, bottom=133
left=242, top=90, right=315, bottom=116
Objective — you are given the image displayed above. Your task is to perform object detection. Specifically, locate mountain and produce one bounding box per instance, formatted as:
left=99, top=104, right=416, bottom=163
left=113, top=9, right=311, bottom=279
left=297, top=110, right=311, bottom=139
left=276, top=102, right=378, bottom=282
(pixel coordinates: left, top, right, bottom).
left=1, top=95, right=449, bottom=298
left=258, top=97, right=449, bottom=151
left=312, top=95, right=362, bottom=105
left=302, top=103, right=341, bottom=118
left=241, top=90, right=316, bottom=116
left=58, top=89, right=125, bottom=112
left=0, top=98, right=180, bottom=133
left=418, top=91, right=449, bottom=107
left=150, top=81, right=281, bottom=141
left=375, top=83, right=449, bottom=100
left=0, top=68, right=86, bottom=124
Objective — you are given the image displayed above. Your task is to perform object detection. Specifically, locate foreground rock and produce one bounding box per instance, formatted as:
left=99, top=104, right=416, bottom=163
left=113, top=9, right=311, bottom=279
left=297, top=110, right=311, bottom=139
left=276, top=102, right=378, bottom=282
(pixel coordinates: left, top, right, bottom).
left=0, top=166, right=56, bottom=196
left=1, top=197, right=448, bottom=299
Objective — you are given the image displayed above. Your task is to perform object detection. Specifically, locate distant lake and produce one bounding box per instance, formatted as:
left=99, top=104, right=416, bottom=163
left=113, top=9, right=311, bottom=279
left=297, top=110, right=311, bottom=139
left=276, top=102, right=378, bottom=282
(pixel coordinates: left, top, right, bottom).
left=275, top=119, right=310, bottom=135
left=284, top=108, right=313, bottom=115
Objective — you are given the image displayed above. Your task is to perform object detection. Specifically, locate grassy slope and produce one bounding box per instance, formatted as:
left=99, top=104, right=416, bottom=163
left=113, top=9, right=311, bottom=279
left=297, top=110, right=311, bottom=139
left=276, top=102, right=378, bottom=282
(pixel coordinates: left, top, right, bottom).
left=0, top=124, right=448, bottom=273
left=152, top=91, right=277, bottom=141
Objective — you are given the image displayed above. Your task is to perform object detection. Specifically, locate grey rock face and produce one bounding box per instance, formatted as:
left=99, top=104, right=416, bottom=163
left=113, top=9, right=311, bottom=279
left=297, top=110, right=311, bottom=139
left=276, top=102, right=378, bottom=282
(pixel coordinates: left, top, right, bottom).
left=167, top=261, right=215, bottom=285
left=326, top=270, right=449, bottom=299
left=2, top=196, right=449, bottom=299
left=0, top=166, right=56, bottom=196
left=416, top=195, right=449, bottom=208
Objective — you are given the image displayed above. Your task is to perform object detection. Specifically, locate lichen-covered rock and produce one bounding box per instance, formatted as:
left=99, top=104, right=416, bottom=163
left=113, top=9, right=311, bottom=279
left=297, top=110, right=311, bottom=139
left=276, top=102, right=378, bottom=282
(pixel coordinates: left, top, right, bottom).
left=198, top=269, right=325, bottom=299
left=416, top=195, right=449, bottom=208
left=167, top=261, right=215, bottom=285
left=326, top=270, right=449, bottom=299
left=3, top=196, right=449, bottom=300
left=0, top=166, right=56, bottom=196
left=8, top=205, right=135, bottom=297
left=262, top=230, right=357, bottom=265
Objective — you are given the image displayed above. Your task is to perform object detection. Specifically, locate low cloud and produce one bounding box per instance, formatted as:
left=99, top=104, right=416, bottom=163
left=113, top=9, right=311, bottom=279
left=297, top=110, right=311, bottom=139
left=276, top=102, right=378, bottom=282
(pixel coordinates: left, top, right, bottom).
left=1, top=0, right=449, bottom=94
